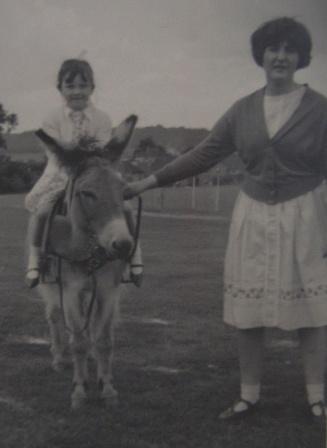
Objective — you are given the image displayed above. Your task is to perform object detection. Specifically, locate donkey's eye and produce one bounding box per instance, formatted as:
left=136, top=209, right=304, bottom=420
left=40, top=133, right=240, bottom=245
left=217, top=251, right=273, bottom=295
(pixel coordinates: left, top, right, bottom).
left=78, top=190, right=97, bottom=201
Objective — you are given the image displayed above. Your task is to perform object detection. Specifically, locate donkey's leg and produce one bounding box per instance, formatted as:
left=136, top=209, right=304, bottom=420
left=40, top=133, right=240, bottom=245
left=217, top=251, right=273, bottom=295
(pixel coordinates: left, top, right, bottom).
left=69, top=332, right=90, bottom=410
left=91, top=282, right=120, bottom=406
left=63, top=281, right=91, bottom=409
left=39, top=284, right=67, bottom=372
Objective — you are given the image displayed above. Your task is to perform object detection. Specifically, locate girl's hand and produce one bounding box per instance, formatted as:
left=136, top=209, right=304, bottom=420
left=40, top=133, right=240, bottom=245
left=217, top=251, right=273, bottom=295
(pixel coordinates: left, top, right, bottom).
left=123, top=175, right=157, bottom=199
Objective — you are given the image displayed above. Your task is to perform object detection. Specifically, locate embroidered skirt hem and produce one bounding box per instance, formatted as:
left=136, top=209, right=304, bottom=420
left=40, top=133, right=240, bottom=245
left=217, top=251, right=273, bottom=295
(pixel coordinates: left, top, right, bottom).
left=223, top=183, right=327, bottom=330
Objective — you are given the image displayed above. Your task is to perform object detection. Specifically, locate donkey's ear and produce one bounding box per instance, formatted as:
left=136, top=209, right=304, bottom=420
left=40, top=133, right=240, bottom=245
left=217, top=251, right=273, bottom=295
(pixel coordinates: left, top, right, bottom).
left=34, top=129, right=76, bottom=169
left=104, top=115, right=137, bottom=163
left=35, top=129, right=63, bottom=156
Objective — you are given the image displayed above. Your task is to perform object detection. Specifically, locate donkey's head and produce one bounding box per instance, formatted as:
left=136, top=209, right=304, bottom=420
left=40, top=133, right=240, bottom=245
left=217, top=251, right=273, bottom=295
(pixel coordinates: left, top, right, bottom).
left=35, top=115, right=137, bottom=261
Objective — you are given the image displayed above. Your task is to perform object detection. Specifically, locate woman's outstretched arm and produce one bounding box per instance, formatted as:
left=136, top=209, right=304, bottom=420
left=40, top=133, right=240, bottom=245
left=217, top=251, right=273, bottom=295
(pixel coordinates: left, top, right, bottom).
left=124, top=174, right=158, bottom=199
left=124, top=103, right=237, bottom=199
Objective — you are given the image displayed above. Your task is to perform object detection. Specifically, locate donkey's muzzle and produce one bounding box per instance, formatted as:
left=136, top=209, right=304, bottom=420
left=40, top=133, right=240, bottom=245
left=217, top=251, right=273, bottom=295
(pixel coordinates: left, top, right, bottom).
left=111, top=238, right=133, bottom=260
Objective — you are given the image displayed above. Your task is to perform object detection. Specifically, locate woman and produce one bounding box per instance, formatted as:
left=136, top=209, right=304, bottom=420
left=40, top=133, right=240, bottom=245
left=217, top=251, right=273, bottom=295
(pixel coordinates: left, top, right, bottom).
left=124, top=17, right=327, bottom=420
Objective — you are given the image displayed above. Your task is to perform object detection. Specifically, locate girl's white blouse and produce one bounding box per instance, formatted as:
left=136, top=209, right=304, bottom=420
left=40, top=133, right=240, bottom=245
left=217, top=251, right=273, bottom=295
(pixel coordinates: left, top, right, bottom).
left=25, top=104, right=112, bottom=213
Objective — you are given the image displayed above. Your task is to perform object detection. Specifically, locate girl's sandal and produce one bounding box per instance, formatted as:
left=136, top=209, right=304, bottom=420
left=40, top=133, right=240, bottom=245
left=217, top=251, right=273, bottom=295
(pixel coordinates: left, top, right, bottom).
left=130, top=263, right=144, bottom=288
left=218, top=399, right=259, bottom=420
left=121, top=264, right=144, bottom=287
left=25, top=268, right=40, bottom=289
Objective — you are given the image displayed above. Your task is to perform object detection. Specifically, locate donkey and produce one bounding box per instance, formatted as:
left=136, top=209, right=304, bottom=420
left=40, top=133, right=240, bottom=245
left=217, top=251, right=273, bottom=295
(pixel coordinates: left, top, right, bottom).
left=34, top=116, right=137, bottom=409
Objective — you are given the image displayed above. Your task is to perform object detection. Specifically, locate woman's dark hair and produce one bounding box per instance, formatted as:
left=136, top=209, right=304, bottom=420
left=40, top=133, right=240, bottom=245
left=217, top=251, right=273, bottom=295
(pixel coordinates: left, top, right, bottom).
left=57, top=59, right=95, bottom=90
left=251, top=17, right=312, bottom=69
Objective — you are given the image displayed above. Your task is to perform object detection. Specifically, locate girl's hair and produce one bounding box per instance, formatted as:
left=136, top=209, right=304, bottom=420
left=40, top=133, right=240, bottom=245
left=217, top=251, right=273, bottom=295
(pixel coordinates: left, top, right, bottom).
left=57, top=59, right=95, bottom=90
left=251, top=17, right=312, bottom=69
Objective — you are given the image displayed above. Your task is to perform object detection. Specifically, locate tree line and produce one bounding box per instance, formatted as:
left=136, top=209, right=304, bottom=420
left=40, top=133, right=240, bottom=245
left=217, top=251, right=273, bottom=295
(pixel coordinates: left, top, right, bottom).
left=0, top=104, right=44, bottom=194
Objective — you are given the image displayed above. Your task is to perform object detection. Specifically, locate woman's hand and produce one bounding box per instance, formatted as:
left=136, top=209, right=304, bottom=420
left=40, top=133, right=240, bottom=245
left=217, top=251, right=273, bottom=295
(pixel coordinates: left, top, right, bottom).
left=123, top=181, right=145, bottom=199
left=123, top=175, right=158, bottom=199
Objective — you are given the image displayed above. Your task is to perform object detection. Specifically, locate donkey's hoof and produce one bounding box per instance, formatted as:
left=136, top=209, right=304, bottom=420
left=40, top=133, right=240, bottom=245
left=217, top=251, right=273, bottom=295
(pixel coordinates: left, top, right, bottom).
left=52, top=360, right=65, bottom=373
left=98, top=380, right=118, bottom=407
left=102, top=393, right=119, bottom=409
left=71, top=395, right=87, bottom=410
left=52, top=357, right=70, bottom=373
left=71, top=383, right=88, bottom=410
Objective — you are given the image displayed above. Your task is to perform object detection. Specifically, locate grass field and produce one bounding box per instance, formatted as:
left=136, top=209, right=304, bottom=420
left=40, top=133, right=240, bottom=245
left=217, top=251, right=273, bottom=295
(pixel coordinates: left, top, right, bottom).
left=0, top=194, right=325, bottom=448
left=10, top=152, right=45, bottom=162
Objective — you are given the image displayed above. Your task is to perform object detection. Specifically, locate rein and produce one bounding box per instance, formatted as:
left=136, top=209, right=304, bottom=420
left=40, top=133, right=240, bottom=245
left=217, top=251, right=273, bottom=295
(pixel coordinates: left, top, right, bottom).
left=41, top=176, right=143, bottom=334
left=127, top=195, right=143, bottom=261
left=57, top=256, right=97, bottom=335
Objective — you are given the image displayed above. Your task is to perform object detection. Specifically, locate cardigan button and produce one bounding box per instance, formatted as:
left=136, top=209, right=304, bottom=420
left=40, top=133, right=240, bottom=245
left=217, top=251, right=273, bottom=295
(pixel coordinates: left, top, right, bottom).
left=267, top=189, right=277, bottom=204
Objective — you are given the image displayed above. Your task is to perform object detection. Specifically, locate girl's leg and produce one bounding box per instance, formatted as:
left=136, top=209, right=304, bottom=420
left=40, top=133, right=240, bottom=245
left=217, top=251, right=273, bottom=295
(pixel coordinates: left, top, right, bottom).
left=219, top=327, right=265, bottom=418
left=298, top=326, right=326, bottom=416
left=129, top=242, right=143, bottom=286
left=26, top=212, right=48, bottom=287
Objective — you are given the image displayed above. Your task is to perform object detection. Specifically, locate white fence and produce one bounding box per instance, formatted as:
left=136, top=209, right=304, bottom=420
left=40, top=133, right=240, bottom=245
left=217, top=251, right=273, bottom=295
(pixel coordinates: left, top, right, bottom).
left=136, top=185, right=239, bottom=216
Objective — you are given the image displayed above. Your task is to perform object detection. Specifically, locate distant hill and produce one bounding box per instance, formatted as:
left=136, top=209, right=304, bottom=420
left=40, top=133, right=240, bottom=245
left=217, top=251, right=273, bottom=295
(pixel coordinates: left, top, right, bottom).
left=5, top=126, right=209, bottom=157
left=5, top=126, right=243, bottom=173
left=5, top=131, right=44, bottom=156
left=128, top=125, right=209, bottom=156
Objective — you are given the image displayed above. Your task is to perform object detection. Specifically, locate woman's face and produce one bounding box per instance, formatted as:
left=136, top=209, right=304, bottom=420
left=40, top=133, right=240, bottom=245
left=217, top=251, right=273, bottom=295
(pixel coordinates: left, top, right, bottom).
left=60, top=73, right=94, bottom=111
left=262, top=41, right=299, bottom=86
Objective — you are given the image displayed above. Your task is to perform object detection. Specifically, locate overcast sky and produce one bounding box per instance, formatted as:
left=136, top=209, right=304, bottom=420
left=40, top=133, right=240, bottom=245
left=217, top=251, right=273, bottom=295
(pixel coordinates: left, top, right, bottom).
left=1, top=0, right=327, bottom=131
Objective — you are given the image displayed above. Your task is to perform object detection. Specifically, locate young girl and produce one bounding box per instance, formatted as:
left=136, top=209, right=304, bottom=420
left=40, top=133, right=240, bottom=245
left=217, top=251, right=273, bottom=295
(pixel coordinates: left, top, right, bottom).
left=25, top=58, right=143, bottom=288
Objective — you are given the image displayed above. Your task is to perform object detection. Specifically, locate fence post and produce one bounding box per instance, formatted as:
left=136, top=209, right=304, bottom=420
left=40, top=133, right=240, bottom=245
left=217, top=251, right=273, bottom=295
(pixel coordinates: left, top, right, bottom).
left=215, top=172, right=220, bottom=212
left=192, top=177, right=196, bottom=210
left=160, top=188, right=164, bottom=210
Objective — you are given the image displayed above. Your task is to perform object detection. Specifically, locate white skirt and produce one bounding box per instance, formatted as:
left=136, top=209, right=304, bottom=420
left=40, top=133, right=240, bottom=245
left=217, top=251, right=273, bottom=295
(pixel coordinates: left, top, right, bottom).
left=223, top=182, right=327, bottom=330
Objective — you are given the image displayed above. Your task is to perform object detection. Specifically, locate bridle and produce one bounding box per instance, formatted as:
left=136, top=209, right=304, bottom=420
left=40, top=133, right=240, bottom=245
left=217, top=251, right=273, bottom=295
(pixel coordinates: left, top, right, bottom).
left=41, top=172, right=143, bottom=334
left=45, top=173, right=142, bottom=269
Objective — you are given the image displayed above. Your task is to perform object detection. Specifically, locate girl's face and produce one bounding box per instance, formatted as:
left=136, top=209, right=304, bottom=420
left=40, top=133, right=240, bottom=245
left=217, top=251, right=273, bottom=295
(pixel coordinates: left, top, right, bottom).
left=60, top=73, right=94, bottom=111
left=262, top=41, right=299, bottom=86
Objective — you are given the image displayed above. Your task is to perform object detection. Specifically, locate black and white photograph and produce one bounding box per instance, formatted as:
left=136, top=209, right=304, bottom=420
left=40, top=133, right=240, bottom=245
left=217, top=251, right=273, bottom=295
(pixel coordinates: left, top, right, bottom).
left=1, top=1, right=327, bottom=447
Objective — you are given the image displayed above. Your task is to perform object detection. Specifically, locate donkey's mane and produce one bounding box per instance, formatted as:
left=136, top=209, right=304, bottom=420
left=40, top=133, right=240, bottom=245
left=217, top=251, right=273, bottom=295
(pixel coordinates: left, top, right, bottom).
left=60, top=148, right=107, bottom=167
left=35, top=129, right=112, bottom=172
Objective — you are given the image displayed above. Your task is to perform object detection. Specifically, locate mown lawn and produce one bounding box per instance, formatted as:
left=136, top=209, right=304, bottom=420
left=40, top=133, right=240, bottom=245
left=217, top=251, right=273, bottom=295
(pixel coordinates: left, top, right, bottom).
left=0, top=194, right=325, bottom=448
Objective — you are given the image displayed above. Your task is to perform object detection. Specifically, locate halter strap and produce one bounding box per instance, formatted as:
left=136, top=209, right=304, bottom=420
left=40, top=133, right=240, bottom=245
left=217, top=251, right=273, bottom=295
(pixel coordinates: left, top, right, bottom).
left=42, top=176, right=143, bottom=272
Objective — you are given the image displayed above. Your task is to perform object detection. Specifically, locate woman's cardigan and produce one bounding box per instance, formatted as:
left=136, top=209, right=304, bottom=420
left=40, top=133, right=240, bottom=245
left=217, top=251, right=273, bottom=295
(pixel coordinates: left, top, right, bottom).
left=154, top=86, right=327, bottom=204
